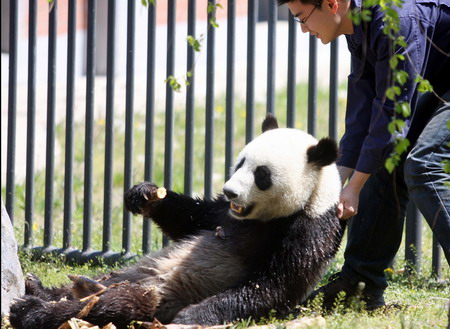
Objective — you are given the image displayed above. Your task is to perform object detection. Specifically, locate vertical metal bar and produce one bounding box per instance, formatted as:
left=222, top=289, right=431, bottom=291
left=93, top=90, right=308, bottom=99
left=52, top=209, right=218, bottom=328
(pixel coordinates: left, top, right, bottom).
left=307, top=35, right=317, bottom=136
left=123, top=0, right=136, bottom=255
left=44, top=0, right=58, bottom=249
left=205, top=1, right=216, bottom=200
left=163, top=0, right=176, bottom=247
left=329, top=39, right=338, bottom=140
left=6, top=0, right=18, bottom=223
left=63, top=0, right=76, bottom=251
left=266, top=1, right=277, bottom=115
left=164, top=0, right=176, bottom=192
left=83, top=0, right=96, bottom=253
left=103, top=0, right=115, bottom=254
left=25, top=0, right=37, bottom=249
left=405, top=202, right=422, bottom=274
left=246, top=0, right=256, bottom=143
left=225, top=0, right=236, bottom=181
left=184, top=0, right=196, bottom=197
left=286, top=13, right=297, bottom=128
left=432, top=234, right=442, bottom=279
left=143, top=0, right=156, bottom=254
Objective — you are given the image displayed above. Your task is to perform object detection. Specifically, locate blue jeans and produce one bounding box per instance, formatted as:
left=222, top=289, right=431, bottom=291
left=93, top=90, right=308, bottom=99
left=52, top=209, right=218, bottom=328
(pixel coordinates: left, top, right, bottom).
left=341, top=92, right=450, bottom=292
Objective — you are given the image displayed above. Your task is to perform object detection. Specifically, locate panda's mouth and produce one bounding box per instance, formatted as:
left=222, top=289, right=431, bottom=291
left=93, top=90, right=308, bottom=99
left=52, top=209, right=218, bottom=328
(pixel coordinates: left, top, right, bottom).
left=229, top=202, right=254, bottom=217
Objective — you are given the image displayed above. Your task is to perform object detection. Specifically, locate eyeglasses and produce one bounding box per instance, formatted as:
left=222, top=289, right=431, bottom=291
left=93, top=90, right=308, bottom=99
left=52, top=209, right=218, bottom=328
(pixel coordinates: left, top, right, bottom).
left=293, top=1, right=321, bottom=25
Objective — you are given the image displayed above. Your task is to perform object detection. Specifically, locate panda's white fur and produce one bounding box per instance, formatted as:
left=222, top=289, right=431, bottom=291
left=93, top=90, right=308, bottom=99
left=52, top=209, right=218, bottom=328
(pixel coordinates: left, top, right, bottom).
left=224, top=128, right=341, bottom=220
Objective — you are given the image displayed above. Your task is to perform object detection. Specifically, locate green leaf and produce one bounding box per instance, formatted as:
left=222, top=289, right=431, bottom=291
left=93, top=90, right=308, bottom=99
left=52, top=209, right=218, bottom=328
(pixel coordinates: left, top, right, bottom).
left=207, top=2, right=214, bottom=14
left=389, top=56, right=398, bottom=70
left=396, top=36, right=408, bottom=48
left=386, top=86, right=401, bottom=101
left=187, top=35, right=202, bottom=52
left=364, top=0, right=380, bottom=7
left=395, top=119, right=405, bottom=130
left=388, top=121, right=397, bottom=134
left=395, top=138, right=410, bottom=155
left=444, top=160, right=450, bottom=174
left=395, top=102, right=411, bottom=117
left=417, top=79, right=433, bottom=93
left=209, top=18, right=219, bottom=28
left=394, top=70, right=408, bottom=86
left=385, top=157, right=396, bottom=173
left=361, top=9, right=373, bottom=22
left=165, top=75, right=182, bottom=92
left=350, top=8, right=362, bottom=25
left=442, top=160, right=450, bottom=174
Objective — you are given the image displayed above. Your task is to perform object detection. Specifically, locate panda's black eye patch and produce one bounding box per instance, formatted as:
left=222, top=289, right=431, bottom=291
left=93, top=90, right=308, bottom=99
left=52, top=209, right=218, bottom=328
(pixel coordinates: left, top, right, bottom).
left=235, top=157, right=245, bottom=172
left=254, top=166, right=272, bottom=191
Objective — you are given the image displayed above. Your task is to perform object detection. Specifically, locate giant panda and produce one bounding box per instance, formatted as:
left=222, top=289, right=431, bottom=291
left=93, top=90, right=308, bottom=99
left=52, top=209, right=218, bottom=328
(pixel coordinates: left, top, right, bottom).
left=9, top=114, right=345, bottom=329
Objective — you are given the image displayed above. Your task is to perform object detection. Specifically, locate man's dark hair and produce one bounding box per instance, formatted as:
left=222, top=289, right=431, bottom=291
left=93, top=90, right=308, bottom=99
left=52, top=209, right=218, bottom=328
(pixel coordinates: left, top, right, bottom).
left=276, top=0, right=321, bottom=6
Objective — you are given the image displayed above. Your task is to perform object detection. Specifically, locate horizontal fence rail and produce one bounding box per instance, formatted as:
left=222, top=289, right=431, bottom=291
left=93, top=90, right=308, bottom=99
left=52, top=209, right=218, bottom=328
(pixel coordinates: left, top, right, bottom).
left=2, top=0, right=444, bottom=277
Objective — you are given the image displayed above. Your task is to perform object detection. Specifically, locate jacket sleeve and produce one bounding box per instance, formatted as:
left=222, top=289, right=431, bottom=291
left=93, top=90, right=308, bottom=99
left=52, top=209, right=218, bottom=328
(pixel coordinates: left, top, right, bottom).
left=338, top=10, right=427, bottom=174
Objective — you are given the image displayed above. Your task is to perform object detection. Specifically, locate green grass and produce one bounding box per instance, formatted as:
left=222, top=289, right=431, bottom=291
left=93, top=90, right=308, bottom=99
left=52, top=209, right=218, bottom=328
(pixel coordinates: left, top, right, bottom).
left=3, top=229, right=449, bottom=329
left=3, top=83, right=449, bottom=328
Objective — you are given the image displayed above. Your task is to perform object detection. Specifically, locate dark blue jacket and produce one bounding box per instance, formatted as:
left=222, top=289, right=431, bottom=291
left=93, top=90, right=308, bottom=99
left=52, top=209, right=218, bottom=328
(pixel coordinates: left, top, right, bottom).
left=338, top=0, right=450, bottom=173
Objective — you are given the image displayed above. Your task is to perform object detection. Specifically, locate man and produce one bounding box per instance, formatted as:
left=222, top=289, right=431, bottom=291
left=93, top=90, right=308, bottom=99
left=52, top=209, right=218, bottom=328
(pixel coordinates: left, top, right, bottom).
left=277, top=0, right=450, bottom=309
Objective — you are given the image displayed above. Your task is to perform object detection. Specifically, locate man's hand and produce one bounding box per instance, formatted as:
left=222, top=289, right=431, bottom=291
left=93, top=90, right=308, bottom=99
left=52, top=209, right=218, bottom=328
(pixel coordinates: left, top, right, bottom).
left=337, top=170, right=370, bottom=220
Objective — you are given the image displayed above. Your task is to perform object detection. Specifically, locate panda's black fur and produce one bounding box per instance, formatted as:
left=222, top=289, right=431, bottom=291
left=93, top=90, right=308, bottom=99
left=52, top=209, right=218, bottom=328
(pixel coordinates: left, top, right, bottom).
left=9, top=115, right=346, bottom=329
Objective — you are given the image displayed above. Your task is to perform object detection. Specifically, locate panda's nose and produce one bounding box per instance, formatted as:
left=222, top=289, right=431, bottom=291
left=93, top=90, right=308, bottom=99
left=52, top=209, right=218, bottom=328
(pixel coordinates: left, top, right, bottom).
left=223, top=187, right=238, bottom=200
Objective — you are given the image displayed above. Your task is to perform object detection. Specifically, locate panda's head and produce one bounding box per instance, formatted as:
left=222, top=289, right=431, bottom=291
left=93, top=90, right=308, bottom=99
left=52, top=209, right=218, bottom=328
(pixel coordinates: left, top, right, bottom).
left=223, top=114, right=341, bottom=221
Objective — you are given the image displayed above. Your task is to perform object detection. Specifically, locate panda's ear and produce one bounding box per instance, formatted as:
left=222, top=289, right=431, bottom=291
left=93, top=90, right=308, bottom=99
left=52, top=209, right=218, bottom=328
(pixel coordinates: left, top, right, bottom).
left=307, top=137, right=338, bottom=167
left=262, top=113, right=279, bottom=133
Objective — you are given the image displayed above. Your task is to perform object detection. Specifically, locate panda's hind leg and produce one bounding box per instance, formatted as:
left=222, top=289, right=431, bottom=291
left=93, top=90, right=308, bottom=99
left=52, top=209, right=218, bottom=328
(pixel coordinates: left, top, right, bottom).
left=84, top=282, right=160, bottom=327
left=10, top=281, right=161, bottom=329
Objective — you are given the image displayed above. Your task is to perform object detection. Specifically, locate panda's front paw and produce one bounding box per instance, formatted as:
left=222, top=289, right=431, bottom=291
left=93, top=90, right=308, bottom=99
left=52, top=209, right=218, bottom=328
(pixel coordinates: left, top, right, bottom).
left=124, top=182, right=166, bottom=217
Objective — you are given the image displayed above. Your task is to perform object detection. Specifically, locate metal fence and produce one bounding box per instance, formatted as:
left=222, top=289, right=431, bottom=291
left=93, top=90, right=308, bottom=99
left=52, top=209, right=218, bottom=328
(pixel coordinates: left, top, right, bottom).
left=2, top=0, right=443, bottom=277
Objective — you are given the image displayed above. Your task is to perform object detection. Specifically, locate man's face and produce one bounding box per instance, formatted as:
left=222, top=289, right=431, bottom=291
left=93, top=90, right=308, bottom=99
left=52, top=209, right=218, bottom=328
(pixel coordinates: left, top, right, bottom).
left=287, top=0, right=347, bottom=44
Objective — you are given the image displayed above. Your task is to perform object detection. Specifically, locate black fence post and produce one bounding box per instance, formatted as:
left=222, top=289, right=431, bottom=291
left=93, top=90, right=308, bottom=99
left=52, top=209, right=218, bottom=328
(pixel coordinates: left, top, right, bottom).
left=205, top=0, right=216, bottom=200
left=6, top=0, right=18, bottom=224
left=266, top=1, right=277, bottom=116
left=307, top=36, right=317, bottom=136
left=122, top=0, right=136, bottom=257
left=63, top=0, right=76, bottom=254
left=24, top=0, right=37, bottom=249
left=102, top=0, right=116, bottom=256
left=286, top=12, right=296, bottom=128
left=246, top=0, right=256, bottom=143
left=143, top=0, right=157, bottom=255
left=163, top=0, right=176, bottom=247
left=225, top=0, right=236, bottom=182
left=184, top=0, right=196, bottom=197
left=329, top=39, right=338, bottom=141
left=405, top=202, right=422, bottom=275
left=44, top=0, right=58, bottom=252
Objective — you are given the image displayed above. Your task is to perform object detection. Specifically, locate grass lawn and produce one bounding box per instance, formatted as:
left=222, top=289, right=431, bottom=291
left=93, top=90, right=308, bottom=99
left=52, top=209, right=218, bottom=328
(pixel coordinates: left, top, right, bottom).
left=3, top=231, right=449, bottom=329
left=2, top=83, right=449, bottom=328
